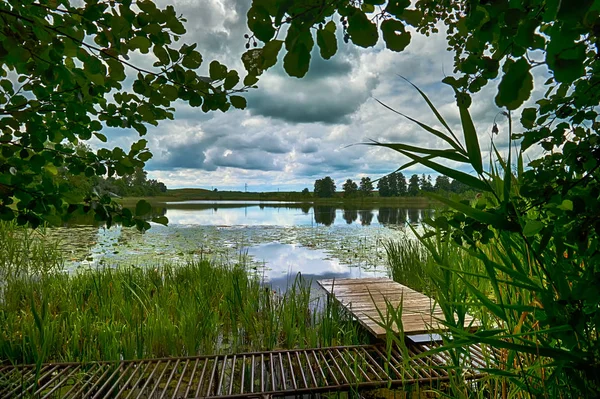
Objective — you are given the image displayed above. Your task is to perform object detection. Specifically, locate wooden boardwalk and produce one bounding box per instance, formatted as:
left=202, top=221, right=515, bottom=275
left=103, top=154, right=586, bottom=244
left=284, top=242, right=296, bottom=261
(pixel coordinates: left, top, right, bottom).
left=0, top=278, right=490, bottom=398
left=0, top=343, right=496, bottom=398
left=317, top=278, right=479, bottom=339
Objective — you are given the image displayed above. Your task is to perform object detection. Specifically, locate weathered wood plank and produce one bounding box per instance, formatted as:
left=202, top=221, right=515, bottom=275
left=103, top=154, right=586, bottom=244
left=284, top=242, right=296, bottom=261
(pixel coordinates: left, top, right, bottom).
left=317, top=278, right=479, bottom=338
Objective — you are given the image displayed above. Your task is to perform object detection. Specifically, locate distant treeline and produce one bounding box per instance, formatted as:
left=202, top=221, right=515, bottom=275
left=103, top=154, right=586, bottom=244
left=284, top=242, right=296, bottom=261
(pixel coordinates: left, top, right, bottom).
left=309, top=173, right=470, bottom=198
left=60, top=166, right=167, bottom=200
left=376, top=172, right=469, bottom=197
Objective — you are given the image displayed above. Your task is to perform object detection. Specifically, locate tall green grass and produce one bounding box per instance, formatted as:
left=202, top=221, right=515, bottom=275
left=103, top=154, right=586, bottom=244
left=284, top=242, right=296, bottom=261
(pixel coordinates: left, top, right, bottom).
left=0, top=221, right=364, bottom=365
left=376, top=81, right=600, bottom=397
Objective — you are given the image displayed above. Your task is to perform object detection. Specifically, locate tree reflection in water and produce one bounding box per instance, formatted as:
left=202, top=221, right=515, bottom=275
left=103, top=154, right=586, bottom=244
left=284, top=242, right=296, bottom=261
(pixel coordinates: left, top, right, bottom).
left=342, top=207, right=358, bottom=224
left=359, top=210, right=374, bottom=226
left=377, top=208, right=407, bottom=225
left=314, top=206, right=336, bottom=226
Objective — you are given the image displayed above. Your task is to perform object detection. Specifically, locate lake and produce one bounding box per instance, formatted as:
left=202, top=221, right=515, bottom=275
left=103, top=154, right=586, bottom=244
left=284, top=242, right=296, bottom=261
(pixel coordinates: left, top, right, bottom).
left=56, top=201, right=432, bottom=291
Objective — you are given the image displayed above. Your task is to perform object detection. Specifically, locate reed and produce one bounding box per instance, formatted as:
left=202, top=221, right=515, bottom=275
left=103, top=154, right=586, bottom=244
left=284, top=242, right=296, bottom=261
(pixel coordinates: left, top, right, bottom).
left=0, top=221, right=362, bottom=365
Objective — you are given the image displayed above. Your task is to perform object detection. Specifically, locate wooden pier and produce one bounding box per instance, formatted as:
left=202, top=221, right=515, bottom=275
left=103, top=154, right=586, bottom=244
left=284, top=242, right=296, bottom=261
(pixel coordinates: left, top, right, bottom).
left=317, top=277, right=479, bottom=339
left=0, top=343, right=496, bottom=398
left=0, top=278, right=490, bottom=398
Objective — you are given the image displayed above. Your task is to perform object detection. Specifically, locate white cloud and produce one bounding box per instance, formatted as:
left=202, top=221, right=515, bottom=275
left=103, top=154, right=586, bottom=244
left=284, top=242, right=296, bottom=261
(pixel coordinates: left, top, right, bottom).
left=135, top=1, right=551, bottom=191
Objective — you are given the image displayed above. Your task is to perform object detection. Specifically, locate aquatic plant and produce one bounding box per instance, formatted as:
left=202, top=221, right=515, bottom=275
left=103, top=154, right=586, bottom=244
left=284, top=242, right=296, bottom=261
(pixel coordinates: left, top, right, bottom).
left=0, top=221, right=363, bottom=365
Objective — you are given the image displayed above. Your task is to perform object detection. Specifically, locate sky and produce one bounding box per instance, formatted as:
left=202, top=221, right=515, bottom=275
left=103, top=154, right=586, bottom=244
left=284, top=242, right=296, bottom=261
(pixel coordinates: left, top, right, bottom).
left=102, top=0, right=548, bottom=192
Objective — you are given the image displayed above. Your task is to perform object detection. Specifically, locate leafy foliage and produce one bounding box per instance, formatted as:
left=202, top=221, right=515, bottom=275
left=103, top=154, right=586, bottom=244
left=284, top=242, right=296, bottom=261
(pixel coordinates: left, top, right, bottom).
left=313, top=176, right=336, bottom=198
left=342, top=178, right=358, bottom=197
left=0, top=0, right=250, bottom=230
left=245, top=0, right=600, bottom=165
left=244, top=1, right=600, bottom=392
left=374, top=87, right=600, bottom=396
left=358, top=176, right=373, bottom=196
left=377, top=171, right=406, bottom=197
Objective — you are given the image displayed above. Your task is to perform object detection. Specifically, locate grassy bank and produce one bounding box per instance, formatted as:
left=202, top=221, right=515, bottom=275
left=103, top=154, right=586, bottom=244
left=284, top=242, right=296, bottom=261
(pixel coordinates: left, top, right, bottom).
left=0, top=221, right=365, bottom=365
left=117, top=188, right=437, bottom=208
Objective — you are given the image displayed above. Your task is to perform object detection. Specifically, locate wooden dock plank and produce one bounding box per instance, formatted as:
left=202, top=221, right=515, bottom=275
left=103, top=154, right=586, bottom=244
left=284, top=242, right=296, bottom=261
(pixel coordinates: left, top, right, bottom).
left=317, top=278, right=478, bottom=338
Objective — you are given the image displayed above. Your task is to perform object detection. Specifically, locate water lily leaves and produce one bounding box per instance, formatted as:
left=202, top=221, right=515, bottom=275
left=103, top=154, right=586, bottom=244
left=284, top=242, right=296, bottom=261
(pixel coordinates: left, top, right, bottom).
left=316, top=22, right=337, bottom=59
left=347, top=10, right=378, bottom=48
left=247, top=5, right=275, bottom=43
left=495, top=57, right=533, bottom=110
left=381, top=19, right=411, bottom=52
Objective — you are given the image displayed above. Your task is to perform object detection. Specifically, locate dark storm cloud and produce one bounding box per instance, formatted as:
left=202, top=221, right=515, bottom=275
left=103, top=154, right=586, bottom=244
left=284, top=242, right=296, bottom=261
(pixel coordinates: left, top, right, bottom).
left=209, top=150, right=281, bottom=171
left=245, top=49, right=378, bottom=124
left=147, top=134, right=218, bottom=171
left=299, top=140, right=319, bottom=154
left=217, top=131, right=289, bottom=154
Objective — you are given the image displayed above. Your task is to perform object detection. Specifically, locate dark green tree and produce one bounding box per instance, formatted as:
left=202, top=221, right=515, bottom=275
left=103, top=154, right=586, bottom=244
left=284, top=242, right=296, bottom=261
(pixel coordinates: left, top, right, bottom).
left=342, top=179, right=358, bottom=197
left=301, top=187, right=310, bottom=197
left=419, top=174, right=433, bottom=192
left=395, top=172, right=407, bottom=196
left=388, top=172, right=398, bottom=196
left=377, top=175, right=390, bottom=197
left=449, top=179, right=469, bottom=194
left=407, top=174, right=420, bottom=197
left=359, top=177, right=373, bottom=197
left=434, top=175, right=452, bottom=192
left=313, top=176, right=336, bottom=198
left=0, top=0, right=250, bottom=230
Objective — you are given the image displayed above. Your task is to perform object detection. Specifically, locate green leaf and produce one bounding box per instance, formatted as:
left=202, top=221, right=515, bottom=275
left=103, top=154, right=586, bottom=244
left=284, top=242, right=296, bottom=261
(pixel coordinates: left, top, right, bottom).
left=247, top=5, right=276, bottom=42
left=373, top=97, right=464, bottom=153
left=558, top=199, right=573, bottom=211
left=456, top=92, right=483, bottom=174
left=367, top=141, right=470, bottom=163
left=523, top=220, right=545, bottom=236
left=44, top=164, right=58, bottom=175
left=129, top=36, right=152, bottom=53
left=135, top=199, right=152, bottom=216
left=94, top=132, right=108, bottom=142
left=230, top=95, right=247, bottom=109
left=152, top=216, right=169, bottom=226
left=162, top=85, right=179, bottom=101
left=224, top=71, right=240, bottom=90
left=316, top=28, right=337, bottom=60
left=461, top=278, right=507, bottom=321
left=209, top=60, right=228, bottom=80
left=427, top=192, right=518, bottom=230
left=381, top=19, right=411, bottom=52
left=262, top=40, right=283, bottom=70
left=242, top=49, right=264, bottom=76
left=182, top=50, right=203, bottom=69
left=243, top=74, right=259, bottom=86
left=153, top=45, right=170, bottom=65
left=385, top=0, right=410, bottom=17
left=401, top=9, right=423, bottom=26
left=521, top=107, right=536, bottom=129
left=283, top=30, right=313, bottom=78
left=495, top=57, right=533, bottom=110
left=347, top=10, right=378, bottom=48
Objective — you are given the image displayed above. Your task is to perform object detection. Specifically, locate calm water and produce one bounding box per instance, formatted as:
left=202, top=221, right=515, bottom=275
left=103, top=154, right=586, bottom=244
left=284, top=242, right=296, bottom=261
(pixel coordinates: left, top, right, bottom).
left=59, top=202, right=432, bottom=290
